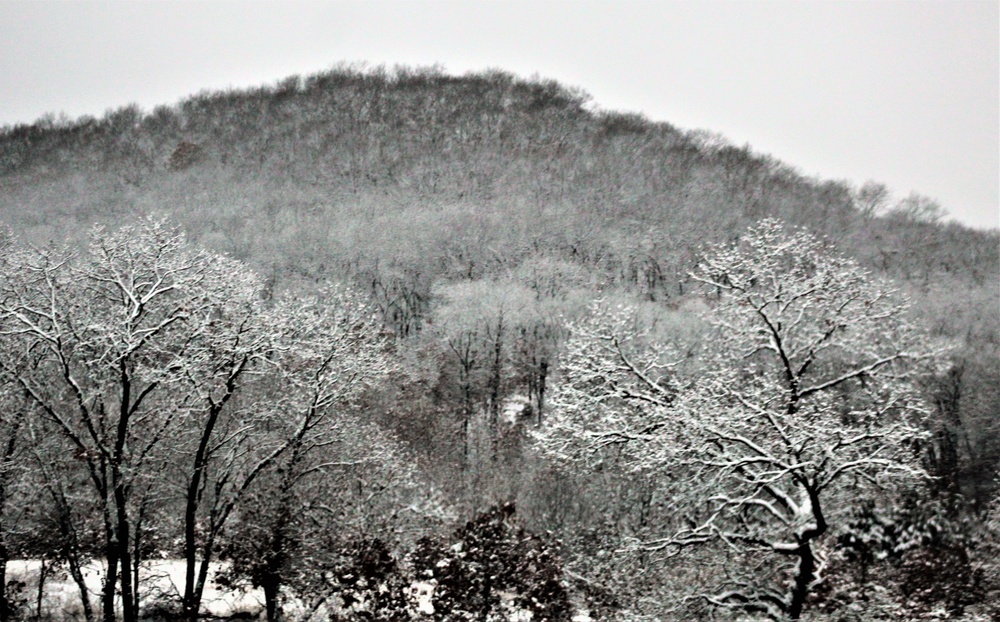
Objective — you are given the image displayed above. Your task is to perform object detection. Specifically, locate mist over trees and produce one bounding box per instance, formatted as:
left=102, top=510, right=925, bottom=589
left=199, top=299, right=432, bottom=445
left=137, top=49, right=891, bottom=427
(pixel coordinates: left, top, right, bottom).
left=0, top=65, right=997, bottom=620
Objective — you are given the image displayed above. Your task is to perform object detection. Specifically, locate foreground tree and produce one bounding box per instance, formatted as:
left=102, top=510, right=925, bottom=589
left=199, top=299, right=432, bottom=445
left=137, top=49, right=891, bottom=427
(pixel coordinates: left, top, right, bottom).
left=222, top=287, right=400, bottom=622
left=410, top=503, right=570, bottom=621
left=174, top=270, right=271, bottom=621
left=537, top=220, right=946, bottom=619
left=0, top=219, right=257, bottom=622
left=0, top=376, right=29, bottom=622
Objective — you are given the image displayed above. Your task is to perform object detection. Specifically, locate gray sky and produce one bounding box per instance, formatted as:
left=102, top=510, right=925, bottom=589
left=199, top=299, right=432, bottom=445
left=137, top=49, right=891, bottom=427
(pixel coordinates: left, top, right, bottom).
left=1, top=0, right=996, bottom=229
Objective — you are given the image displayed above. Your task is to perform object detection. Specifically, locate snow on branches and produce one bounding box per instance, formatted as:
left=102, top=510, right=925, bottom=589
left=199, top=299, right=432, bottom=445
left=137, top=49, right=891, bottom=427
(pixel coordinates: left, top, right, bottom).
left=0, top=219, right=412, bottom=622
left=533, top=302, right=685, bottom=472
left=536, top=219, right=948, bottom=619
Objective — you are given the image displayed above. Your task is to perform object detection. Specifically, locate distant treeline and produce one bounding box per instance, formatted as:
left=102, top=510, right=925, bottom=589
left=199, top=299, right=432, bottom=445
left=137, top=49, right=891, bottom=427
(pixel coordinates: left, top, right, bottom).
left=1, top=64, right=994, bottom=287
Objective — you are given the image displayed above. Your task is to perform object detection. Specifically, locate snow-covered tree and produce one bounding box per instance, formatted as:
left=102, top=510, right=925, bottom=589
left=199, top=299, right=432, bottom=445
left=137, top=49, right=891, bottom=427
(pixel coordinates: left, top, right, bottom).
left=222, top=286, right=405, bottom=622
left=0, top=222, right=422, bottom=621
left=533, top=301, right=684, bottom=472
left=536, top=220, right=947, bottom=619
left=0, top=219, right=261, bottom=622
left=431, top=279, right=536, bottom=462
left=168, top=258, right=275, bottom=621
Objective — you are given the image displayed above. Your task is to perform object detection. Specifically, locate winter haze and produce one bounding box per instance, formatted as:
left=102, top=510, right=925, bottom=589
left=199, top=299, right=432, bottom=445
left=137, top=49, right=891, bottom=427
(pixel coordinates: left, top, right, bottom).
left=0, top=1, right=998, bottom=620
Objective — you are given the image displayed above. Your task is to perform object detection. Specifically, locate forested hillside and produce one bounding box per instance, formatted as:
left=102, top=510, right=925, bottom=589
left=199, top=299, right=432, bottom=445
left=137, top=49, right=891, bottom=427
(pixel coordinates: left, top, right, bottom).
left=0, top=65, right=997, bottom=620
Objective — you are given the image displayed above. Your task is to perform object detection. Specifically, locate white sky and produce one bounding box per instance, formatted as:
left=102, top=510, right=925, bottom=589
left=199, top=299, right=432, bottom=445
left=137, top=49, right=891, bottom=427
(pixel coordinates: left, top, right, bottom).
left=1, top=0, right=997, bottom=229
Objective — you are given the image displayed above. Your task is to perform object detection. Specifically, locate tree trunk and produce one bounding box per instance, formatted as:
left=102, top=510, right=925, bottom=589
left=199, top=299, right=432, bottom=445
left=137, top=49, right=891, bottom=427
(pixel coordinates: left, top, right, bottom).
left=114, top=485, right=135, bottom=622
left=460, top=356, right=474, bottom=464
left=788, top=542, right=816, bottom=620
left=131, top=504, right=147, bottom=622
left=488, top=314, right=505, bottom=458
left=186, top=529, right=219, bottom=622
left=183, top=513, right=199, bottom=620
left=51, top=481, right=94, bottom=622
left=183, top=409, right=219, bottom=621
left=536, top=359, right=548, bottom=426
left=262, top=577, right=281, bottom=622
left=261, top=527, right=288, bottom=622
left=789, top=484, right=827, bottom=619
left=192, top=540, right=215, bottom=620
left=103, top=541, right=119, bottom=622
left=35, top=558, right=51, bottom=621
left=0, top=414, right=22, bottom=622
left=258, top=444, right=306, bottom=622
left=113, top=365, right=136, bottom=622
left=67, top=556, right=94, bottom=622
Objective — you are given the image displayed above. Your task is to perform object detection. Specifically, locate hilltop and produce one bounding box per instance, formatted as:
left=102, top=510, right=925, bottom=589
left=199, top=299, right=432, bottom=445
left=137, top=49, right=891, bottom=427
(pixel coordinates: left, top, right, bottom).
left=1, top=64, right=994, bottom=282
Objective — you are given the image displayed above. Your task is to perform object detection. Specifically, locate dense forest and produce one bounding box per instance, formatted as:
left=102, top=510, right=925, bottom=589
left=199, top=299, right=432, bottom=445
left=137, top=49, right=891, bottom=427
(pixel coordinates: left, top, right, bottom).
left=0, top=64, right=997, bottom=621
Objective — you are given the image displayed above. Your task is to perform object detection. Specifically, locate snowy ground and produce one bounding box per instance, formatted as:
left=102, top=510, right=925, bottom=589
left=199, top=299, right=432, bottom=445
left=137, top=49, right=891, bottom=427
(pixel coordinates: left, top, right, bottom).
left=7, top=559, right=263, bottom=619
left=6, top=559, right=591, bottom=620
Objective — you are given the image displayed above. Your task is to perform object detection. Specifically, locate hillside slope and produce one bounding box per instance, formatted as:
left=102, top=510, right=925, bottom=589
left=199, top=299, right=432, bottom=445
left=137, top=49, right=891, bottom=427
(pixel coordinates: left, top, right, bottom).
left=1, top=64, right=996, bottom=499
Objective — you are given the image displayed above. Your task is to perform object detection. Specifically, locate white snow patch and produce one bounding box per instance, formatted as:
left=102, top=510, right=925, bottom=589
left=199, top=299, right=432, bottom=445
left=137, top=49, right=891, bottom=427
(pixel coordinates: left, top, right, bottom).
left=503, top=394, right=532, bottom=423
left=408, top=580, right=436, bottom=615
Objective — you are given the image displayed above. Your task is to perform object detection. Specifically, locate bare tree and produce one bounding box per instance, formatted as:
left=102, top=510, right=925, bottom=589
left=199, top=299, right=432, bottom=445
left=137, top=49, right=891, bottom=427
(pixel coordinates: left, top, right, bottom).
left=432, top=280, right=536, bottom=462
left=537, top=220, right=947, bottom=619
left=0, top=377, right=29, bottom=622
left=0, top=218, right=257, bottom=622
left=889, top=192, right=947, bottom=224
left=854, top=180, right=891, bottom=221
left=223, top=286, right=399, bottom=622
left=171, top=261, right=271, bottom=620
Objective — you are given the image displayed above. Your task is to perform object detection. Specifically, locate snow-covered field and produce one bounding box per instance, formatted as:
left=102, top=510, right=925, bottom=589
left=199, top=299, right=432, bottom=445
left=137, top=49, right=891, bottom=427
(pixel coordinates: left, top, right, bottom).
left=6, top=559, right=263, bottom=619
left=6, top=560, right=591, bottom=620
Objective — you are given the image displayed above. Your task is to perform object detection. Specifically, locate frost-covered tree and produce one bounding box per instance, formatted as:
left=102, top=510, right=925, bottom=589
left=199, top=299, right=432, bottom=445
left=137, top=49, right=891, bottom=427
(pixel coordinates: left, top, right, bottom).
left=431, top=279, right=536, bottom=462
left=0, top=365, right=30, bottom=622
left=532, top=301, right=683, bottom=471
left=537, top=220, right=946, bottom=619
left=0, top=219, right=259, bottom=622
left=221, top=287, right=403, bottom=622
left=171, top=262, right=277, bottom=621
left=409, top=503, right=571, bottom=621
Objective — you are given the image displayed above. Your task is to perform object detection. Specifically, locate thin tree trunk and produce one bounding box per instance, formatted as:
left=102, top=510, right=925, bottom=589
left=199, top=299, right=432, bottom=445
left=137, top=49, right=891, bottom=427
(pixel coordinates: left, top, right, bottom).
left=183, top=410, right=218, bottom=621
left=103, top=539, right=119, bottom=622
left=113, top=484, right=135, bottom=622
left=131, top=502, right=148, bottom=622
left=35, top=557, right=51, bottom=621
left=262, top=507, right=290, bottom=622
left=263, top=578, right=280, bottom=622
left=488, top=314, right=504, bottom=458
left=113, top=364, right=136, bottom=622
left=66, top=555, right=94, bottom=622
left=0, top=549, right=8, bottom=622
left=191, top=538, right=215, bottom=620
left=536, top=360, right=548, bottom=426
left=461, top=359, right=473, bottom=464
left=46, top=470, right=94, bottom=622
left=0, top=409, right=22, bottom=622
left=59, top=504, right=94, bottom=622
left=100, top=479, right=119, bottom=622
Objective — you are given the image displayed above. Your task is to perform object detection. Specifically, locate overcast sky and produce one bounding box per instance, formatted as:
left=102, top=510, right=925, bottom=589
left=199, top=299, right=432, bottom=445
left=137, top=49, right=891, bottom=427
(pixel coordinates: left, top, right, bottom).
left=1, top=0, right=996, bottom=229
